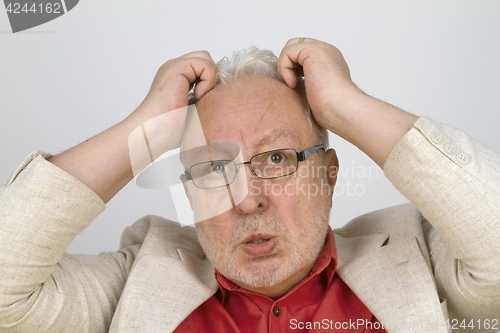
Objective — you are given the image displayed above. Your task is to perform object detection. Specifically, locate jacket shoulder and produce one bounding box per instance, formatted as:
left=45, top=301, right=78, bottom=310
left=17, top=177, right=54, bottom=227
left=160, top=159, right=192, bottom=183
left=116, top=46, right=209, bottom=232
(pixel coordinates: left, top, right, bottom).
left=119, top=216, right=205, bottom=260
left=334, top=202, right=425, bottom=239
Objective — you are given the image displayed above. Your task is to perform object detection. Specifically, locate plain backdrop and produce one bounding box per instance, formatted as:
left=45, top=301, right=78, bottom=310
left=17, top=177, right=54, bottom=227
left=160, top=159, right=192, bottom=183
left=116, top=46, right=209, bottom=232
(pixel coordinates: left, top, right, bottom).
left=1, top=1, right=499, bottom=255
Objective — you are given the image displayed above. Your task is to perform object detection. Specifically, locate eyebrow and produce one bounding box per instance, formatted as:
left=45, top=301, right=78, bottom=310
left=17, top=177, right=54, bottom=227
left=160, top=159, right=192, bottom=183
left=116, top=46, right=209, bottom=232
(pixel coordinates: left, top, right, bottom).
left=182, top=143, right=241, bottom=167
left=182, top=130, right=301, bottom=167
left=258, top=129, right=300, bottom=147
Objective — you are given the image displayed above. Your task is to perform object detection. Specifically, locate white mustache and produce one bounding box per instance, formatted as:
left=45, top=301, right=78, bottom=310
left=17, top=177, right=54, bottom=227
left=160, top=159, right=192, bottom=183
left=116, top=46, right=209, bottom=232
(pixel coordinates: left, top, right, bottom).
left=230, top=213, right=289, bottom=244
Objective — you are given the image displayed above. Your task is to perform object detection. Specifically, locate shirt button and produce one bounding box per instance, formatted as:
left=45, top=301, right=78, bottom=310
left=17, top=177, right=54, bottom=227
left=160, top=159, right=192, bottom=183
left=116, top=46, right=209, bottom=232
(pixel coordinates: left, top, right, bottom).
left=444, top=143, right=457, bottom=155
left=430, top=132, right=444, bottom=144
left=456, top=153, right=471, bottom=165
left=273, top=306, right=280, bottom=317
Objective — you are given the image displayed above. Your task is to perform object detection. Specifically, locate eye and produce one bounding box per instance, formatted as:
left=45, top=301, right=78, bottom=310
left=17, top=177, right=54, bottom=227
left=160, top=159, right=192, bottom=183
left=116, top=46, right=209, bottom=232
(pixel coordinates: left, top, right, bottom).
left=212, top=163, right=226, bottom=174
left=268, top=152, right=285, bottom=165
left=206, top=162, right=226, bottom=175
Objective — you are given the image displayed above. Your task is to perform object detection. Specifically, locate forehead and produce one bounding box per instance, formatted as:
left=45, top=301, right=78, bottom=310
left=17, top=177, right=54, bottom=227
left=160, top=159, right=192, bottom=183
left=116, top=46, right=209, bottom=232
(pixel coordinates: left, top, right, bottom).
left=190, top=77, right=313, bottom=151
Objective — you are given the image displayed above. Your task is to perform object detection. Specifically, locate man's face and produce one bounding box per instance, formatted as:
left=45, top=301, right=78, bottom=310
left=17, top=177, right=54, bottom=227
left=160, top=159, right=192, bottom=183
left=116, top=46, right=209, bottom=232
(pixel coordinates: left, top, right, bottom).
left=183, top=77, right=338, bottom=298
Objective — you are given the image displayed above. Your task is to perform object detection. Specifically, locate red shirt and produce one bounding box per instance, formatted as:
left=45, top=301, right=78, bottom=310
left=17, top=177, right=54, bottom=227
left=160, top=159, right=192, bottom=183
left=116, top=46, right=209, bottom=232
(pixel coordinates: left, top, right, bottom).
left=175, top=227, right=386, bottom=332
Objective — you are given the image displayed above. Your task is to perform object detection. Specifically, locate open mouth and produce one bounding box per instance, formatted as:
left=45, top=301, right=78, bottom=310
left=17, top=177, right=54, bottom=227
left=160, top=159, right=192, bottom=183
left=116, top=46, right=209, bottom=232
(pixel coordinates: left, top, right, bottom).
left=240, top=236, right=278, bottom=257
left=247, top=238, right=271, bottom=244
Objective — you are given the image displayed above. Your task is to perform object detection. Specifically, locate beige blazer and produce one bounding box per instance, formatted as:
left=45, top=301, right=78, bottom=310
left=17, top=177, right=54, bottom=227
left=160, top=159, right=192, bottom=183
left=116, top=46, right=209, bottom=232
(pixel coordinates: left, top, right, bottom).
left=1, top=117, right=499, bottom=333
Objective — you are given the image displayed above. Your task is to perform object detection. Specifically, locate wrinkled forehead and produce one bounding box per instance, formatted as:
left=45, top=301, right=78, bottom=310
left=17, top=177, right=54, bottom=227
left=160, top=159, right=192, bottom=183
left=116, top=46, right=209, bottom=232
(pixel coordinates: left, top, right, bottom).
left=181, top=78, right=313, bottom=160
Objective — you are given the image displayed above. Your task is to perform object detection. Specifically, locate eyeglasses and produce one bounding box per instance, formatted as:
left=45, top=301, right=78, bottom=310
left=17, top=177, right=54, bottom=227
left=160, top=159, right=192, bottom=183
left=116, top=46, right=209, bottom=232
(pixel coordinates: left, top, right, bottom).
left=184, top=145, right=325, bottom=189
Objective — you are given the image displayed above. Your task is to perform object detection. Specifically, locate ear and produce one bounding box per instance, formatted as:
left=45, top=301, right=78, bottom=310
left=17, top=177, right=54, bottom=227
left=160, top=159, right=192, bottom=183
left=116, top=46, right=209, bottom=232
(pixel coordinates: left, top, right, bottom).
left=324, top=148, right=339, bottom=198
left=180, top=174, right=194, bottom=210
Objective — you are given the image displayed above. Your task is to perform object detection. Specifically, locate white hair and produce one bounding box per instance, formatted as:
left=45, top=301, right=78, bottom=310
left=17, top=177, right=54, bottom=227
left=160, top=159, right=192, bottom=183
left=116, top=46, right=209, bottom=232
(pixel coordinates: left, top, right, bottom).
left=188, top=46, right=329, bottom=148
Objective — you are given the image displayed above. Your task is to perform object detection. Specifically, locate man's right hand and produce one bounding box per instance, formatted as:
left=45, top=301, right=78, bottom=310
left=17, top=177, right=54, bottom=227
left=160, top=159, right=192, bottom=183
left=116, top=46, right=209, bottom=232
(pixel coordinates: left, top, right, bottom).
left=49, top=51, right=216, bottom=203
left=131, top=51, right=216, bottom=122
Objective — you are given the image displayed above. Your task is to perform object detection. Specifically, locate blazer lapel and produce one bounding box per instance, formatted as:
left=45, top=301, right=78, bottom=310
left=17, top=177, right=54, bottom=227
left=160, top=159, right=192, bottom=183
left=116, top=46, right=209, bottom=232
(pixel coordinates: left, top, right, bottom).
left=109, top=249, right=218, bottom=333
left=335, top=233, right=449, bottom=332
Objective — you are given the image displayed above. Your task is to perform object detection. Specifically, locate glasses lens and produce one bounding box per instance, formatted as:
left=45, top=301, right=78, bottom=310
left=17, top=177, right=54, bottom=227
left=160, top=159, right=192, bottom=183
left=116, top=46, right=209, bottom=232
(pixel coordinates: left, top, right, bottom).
left=190, top=160, right=236, bottom=188
left=250, top=149, right=298, bottom=178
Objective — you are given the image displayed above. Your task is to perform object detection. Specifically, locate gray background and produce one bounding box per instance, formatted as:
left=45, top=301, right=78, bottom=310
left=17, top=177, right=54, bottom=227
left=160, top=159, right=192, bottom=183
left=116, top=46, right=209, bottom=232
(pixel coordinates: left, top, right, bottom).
left=1, top=1, right=499, bottom=255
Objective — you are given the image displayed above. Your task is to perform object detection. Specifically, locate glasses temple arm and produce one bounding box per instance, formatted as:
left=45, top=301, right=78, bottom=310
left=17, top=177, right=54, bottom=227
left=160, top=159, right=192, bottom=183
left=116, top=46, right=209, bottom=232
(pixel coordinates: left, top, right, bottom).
left=297, top=145, right=325, bottom=161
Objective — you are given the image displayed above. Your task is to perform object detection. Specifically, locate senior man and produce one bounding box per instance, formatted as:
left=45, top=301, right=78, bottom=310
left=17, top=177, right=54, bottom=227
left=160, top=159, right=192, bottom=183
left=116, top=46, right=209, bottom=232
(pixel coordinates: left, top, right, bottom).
left=1, top=38, right=499, bottom=333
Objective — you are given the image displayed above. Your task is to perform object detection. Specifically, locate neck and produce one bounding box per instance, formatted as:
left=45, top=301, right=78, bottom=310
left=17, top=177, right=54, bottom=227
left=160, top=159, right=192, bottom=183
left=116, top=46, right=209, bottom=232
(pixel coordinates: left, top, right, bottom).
left=231, top=261, right=315, bottom=299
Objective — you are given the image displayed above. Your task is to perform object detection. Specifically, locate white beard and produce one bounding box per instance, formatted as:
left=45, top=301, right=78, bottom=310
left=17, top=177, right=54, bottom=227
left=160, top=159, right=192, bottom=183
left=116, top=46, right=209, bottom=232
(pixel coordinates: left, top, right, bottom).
left=196, top=201, right=330, bottom=288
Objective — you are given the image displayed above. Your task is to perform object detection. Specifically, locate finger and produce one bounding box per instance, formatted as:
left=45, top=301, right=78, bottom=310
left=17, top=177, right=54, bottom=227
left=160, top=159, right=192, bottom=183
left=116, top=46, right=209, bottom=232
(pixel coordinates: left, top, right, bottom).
left=193, top=67, right=216, bottom=99
left=180, top=50, right=214, bottom=61
left=186, top=58, right=216, bottom=99
left=153, top=53, right=216, bottom=101
left=188, top=78, right=201, bottom=93
left=283, top=37, right=318, bottom=47
left=278, top=37, right=318, bottom=88
left=278, top=43, right=310, bottom=89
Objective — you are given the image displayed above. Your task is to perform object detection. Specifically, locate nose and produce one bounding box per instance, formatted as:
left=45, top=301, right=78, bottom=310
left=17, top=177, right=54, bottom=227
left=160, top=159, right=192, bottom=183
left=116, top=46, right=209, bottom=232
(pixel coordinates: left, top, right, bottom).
left=234, top=164, right=269, bottom=215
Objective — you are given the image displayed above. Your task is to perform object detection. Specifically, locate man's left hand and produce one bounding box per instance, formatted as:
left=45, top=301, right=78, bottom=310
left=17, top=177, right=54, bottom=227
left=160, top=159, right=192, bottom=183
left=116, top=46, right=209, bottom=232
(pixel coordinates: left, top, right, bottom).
left=278, top=37, right=418, bottom=168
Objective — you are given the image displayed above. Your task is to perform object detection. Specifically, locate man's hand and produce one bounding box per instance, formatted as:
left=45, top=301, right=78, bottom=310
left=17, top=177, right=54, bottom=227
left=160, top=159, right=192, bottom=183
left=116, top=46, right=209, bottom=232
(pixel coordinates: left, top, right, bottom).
left=278, top=37, right=418, bottom=168
left=130, top=51, right=216, bottom=122
left=50, top=51, right=216, bottom=203
left=278, top=38, right=357, bottom=131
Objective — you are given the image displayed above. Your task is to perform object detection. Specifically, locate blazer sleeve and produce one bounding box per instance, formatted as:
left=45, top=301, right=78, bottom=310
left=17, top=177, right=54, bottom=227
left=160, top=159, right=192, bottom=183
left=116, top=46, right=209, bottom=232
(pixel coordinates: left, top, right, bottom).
left=0, top=151, right=138, bottom=333
left=383, top=117, right=500, bottom=323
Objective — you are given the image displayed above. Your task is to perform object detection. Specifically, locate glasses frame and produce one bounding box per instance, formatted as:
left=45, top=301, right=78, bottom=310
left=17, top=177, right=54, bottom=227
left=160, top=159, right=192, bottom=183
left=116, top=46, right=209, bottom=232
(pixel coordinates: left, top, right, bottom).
left=184, top=144, right=325, bottom=189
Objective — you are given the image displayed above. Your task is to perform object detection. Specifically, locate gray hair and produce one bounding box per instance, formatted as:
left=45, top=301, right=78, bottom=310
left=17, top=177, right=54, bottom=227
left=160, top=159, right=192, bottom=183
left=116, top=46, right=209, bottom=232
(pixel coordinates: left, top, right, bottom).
left=188, top=46, right=329, bottom=148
